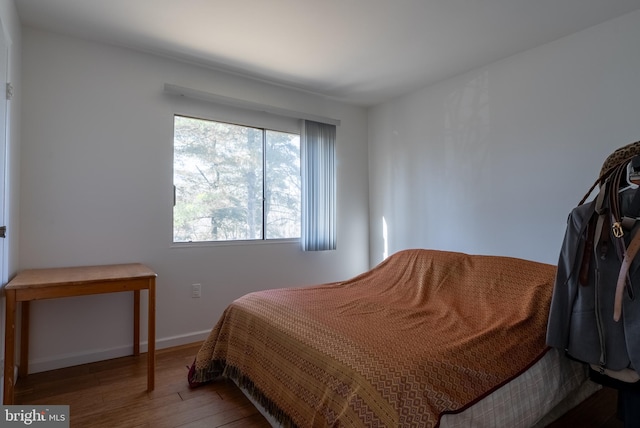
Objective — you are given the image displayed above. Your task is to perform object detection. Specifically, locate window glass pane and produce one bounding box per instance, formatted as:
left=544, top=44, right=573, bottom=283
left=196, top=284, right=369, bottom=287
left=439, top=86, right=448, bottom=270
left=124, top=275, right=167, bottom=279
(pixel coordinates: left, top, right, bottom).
left=173, top=116, right=263, bottom=242
left=265, top=130, right=301, bottom=239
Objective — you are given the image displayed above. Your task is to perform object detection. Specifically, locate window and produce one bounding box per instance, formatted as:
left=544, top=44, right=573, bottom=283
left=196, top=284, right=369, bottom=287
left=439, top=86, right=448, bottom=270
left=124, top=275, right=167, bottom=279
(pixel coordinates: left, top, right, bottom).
left=173, top=115, right=301, bottom=243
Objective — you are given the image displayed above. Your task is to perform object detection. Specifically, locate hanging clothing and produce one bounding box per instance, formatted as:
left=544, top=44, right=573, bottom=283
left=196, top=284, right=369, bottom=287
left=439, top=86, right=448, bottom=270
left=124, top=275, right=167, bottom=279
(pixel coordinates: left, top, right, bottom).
left=547, top=175, right=640, bottom=375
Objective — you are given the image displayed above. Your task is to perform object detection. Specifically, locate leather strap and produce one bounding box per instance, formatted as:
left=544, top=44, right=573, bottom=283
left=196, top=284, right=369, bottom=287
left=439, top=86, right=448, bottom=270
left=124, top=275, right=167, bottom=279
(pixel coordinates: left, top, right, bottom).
left=609, top=162, right=626, bottom=239
left=579, top=188, right=608, bottom=285
left=619, top=177, right=640, bottom=230
left=615, top=227, right=640, bottom=321
left=579, top=215, right=595, bottom=285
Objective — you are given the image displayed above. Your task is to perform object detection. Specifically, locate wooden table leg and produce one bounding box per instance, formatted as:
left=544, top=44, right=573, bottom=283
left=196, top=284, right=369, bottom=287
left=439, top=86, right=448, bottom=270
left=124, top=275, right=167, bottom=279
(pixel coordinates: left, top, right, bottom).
left=147, top=278, right=156, bottom=391
left=3, top=289, right=16, bottom=404
left=4, top=263, right=157, bottom=398
left=133, top=290, right=140, bottom=356
left=19, top=301, right=30, bottom=378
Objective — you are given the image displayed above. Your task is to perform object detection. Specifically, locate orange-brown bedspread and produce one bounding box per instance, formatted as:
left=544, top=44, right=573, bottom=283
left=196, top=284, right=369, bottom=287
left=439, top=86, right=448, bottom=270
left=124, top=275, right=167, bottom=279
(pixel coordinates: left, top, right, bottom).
left=189, top=249, right=556, bottom=427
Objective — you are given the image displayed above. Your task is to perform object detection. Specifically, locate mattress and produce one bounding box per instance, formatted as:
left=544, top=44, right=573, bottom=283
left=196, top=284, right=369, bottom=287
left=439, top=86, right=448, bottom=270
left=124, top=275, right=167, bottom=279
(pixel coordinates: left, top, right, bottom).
left=191, top=249, right=594, bottom=426
left=237, top=347, right=599, bottom=427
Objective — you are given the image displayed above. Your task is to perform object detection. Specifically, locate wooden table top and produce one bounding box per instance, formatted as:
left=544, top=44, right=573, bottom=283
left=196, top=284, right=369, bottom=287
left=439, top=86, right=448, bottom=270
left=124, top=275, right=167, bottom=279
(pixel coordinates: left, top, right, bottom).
left=6, top=263, right=157, bottom=289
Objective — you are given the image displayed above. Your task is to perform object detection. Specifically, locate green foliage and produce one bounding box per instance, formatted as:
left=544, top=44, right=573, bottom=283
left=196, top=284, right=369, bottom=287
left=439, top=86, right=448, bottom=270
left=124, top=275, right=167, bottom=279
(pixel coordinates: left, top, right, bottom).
left=173, top=116, right=300, bottom=242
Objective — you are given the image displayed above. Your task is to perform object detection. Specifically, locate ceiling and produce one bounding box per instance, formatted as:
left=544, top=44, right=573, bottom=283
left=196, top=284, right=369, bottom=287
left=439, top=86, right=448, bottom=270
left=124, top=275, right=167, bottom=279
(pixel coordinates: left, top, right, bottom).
left=15, top=0, right=640, bottom=106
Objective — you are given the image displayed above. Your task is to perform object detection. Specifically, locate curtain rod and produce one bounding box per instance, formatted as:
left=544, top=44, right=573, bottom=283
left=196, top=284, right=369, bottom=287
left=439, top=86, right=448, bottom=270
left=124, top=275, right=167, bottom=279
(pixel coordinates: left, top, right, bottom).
left=164, top=84, right=341, bottom=127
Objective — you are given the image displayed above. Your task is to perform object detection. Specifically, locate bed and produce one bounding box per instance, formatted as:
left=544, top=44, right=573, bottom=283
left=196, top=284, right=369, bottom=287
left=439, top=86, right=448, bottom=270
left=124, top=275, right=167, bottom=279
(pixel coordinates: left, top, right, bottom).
left=188, top=249, right=598, bottom=427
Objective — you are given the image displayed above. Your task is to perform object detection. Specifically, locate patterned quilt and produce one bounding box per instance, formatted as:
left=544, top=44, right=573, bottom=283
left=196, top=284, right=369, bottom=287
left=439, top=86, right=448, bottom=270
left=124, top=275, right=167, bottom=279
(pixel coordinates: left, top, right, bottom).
left=189, top=249, right=556, bottom=427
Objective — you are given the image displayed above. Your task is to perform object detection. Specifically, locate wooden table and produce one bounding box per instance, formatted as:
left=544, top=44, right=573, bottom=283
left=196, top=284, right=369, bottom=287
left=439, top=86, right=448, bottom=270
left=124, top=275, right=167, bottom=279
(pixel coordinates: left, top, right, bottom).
left=3, top=263, right=156, bottom=405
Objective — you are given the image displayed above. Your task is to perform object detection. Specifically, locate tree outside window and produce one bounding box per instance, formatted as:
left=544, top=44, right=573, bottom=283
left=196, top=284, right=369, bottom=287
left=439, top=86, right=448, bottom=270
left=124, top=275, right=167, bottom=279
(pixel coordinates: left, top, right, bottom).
left=173, top=115, right=300, bottom=242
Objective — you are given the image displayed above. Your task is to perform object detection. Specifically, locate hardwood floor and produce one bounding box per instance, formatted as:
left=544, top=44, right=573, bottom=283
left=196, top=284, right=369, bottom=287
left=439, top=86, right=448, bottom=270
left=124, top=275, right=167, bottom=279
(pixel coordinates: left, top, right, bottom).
left=14, top=342, right=624, bottom=427
left=14, top=343, right=270, bottom=428
left=546, top=386, right=623, bottom=428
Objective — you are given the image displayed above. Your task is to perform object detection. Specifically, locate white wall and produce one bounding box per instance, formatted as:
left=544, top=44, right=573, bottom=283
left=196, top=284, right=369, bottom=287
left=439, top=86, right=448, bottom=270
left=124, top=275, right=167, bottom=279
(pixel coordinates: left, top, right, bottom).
left=368, top=10, right=640, bottom=266
left=0, top=0, right=19, bottom=280
left=0, top=0, right=21, bottom=404
left=20, top=27, right=369, bottom=372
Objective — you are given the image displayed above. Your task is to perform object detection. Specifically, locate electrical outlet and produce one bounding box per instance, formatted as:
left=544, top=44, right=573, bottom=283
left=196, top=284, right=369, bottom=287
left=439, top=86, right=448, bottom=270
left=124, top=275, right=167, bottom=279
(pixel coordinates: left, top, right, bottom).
left=191, top=283, right=201, bottom=298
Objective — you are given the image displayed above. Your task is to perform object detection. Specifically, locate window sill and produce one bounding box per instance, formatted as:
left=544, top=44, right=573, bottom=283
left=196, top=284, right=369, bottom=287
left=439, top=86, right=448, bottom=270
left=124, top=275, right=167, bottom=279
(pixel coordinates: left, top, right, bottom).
left=170, top=238, right=300, bottom=249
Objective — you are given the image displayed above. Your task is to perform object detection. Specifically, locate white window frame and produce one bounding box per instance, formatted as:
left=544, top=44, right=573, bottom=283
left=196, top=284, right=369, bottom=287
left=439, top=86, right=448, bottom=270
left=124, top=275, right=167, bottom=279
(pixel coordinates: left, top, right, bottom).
left=165, top=85, right=340, bottom=250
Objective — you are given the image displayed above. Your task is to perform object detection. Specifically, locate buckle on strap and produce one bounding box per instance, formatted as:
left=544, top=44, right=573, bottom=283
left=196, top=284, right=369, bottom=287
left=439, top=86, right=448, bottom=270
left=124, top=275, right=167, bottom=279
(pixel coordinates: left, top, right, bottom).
left=613, top=222, right=624, bottom=238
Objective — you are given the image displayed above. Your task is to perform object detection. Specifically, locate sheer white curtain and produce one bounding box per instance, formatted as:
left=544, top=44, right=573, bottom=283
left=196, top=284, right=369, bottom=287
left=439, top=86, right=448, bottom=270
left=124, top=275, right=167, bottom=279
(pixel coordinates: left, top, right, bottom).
left=301, top=120, right=336, bottom=251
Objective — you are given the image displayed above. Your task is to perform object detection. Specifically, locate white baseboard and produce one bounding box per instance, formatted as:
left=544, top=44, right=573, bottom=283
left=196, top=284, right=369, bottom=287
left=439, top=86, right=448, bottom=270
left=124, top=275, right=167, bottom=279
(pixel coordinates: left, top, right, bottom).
left=26, top=330, right=211, bottom=374
left=156, top=329, right=210, bottom=350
